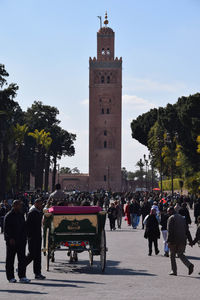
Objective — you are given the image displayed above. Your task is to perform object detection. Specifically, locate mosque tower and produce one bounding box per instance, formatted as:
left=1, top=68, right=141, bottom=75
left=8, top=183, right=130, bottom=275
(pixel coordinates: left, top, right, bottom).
left=89, top=13, right=122, bottom=191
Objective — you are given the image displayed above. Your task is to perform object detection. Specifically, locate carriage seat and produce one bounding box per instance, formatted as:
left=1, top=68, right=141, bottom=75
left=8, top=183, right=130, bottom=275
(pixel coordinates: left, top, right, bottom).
left=48, top=206, right=102, bottom=214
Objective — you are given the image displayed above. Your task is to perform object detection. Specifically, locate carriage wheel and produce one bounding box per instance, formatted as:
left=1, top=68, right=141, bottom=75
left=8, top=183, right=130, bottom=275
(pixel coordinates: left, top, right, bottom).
left=73, top=251, right=78, bottom=262
left=46, top=228, right=50, bottom=271
left=51, top=253, right=55, bottom=262
left=89, top=250, right=93, bottom=267
left=69, top=251, right=73, bottom=263
left=100, top=230, right=106, bottom=272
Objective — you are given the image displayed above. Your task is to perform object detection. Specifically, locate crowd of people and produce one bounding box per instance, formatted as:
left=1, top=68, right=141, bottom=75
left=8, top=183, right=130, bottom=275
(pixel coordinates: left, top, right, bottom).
left=1, top=185, right=200, bottom=282
left=105, top=191, right=200, bottom=276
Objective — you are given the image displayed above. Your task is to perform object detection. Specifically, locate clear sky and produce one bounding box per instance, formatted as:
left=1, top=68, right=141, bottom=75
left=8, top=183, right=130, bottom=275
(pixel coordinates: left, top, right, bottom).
left=1, top=0, right=200, bottom=173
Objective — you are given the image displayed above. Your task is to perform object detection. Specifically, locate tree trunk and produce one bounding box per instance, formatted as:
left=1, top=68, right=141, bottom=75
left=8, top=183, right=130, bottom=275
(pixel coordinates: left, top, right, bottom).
left=16, top=146, right=21, bottom=193
left=38, top=149, right=45, bottom=191
left=44, top=153, right=50, bottom=192
left=52, top=156, right=57, bottom=192
left=0, top=142, right=3, bottom=201
left=34, top=150, right=40, bottom=191
left=1, top=142, right=9, bottom=198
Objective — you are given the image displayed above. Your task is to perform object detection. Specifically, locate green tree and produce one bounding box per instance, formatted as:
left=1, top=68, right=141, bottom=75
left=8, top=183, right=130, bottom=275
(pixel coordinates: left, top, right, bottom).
left=131, top=108, right=158, bottom=146
left=131, top=93, right=200, bottom=194
left=0, top=64, right=22, bottom=199
left=196, top=136, right=200, bottom=154
left=60, top=167, right=72, bottom=174
left=71, top=167, right=80, bottom=174
left=25, top=101, right=60, bottom=132
left=28, top=129, right=52, bottom=191
left=50, top=125, right=76, bottom=191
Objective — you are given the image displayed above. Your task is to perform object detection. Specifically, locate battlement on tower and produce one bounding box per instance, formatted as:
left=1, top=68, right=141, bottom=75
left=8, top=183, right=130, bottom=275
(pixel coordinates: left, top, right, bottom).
left=89, top=57, right=122, bottom=62
left=89, top=57, right=122, bottom=69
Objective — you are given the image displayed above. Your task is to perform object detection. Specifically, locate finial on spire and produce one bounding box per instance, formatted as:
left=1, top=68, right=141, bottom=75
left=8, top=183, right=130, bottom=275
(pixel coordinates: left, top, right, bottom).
left=97, top=16, right=102, bottom=28
left=104, top=11, right=109, bottom=26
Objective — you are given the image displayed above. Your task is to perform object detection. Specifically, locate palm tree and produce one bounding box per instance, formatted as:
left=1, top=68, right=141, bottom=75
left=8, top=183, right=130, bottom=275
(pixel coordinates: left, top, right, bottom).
left=13, top=123, right=28, bottom=192
left=136, top=159, right=145, bottom=187
left=43, top=133, right=52, bottom=192
left=28, top=129, right=52, bottom=191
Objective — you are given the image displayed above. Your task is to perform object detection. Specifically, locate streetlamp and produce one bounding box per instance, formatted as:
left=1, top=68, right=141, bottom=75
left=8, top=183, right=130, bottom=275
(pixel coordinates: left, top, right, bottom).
left=15, top=141, right=25, bottom=193
left=157, top=137, right=163, bottom=194
left=107, top=166, right=110, bottom=191
left=149, top=154, right=154, bottom=192
left=143, top=154, right=148, bottom=191
left=164, top=132, right=178, bottom=196
left=139, top=158, right=144, bottom=188
left=57, top=163, right=60, bottom=183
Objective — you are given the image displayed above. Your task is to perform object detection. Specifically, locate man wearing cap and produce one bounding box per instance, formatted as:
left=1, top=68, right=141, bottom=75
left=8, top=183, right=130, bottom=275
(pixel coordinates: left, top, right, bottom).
left=167, top=206, right=194, bottom=276
left=25, top=198, right=46, bottom=280
left=4, top=200, right=30, bottom=283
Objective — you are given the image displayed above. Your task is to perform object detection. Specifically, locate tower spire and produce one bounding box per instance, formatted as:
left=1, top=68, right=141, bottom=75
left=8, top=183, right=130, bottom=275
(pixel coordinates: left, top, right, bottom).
left=104, top=11, right=109, bottom=27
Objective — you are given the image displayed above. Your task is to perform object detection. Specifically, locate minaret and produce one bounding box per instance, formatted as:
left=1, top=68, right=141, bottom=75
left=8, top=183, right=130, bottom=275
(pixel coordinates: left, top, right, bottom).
left=89, top=13, right=122, bottom=191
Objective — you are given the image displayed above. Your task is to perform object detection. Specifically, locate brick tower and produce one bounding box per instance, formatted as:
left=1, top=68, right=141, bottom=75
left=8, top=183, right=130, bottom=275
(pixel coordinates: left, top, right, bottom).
left=89, top=13, right=122, bottom=191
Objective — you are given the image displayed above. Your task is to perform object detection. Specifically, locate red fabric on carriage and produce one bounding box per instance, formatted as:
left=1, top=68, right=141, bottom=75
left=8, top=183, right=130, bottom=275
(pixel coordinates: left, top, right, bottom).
left=48, top=206, right=102, bottom=214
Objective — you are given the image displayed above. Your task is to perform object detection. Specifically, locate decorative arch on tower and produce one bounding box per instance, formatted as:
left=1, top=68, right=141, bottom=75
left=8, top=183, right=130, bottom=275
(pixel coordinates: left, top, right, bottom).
left=95, top=129, right=115, bottom=150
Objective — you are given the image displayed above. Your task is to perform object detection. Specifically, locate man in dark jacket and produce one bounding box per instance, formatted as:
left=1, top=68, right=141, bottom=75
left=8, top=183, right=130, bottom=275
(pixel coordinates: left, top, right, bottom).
left=141, top=198, right=151, bottom=229
left=194, top=198, right=200, bottom=224
left=167, top=206, right=194, bottom=276
left=4, top=200, right=30, bottom=283
left=25, top=198, right=45, bottom=279
left=0, top=203, right=6, bottom=233
left=107, top=203, right=117, bottom=230
left=144, top=208, right=160, bottom=256
left=129, top=198, right=140, bottom=229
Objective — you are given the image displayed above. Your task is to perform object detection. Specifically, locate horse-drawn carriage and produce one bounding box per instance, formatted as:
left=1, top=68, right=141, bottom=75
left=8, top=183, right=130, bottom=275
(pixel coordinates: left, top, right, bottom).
left=43, top=206, right=107, bottom=272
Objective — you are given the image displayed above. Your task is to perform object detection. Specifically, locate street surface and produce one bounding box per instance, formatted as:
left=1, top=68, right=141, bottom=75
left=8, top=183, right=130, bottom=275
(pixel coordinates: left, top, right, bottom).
left=0, top=212, right=200, bottom=300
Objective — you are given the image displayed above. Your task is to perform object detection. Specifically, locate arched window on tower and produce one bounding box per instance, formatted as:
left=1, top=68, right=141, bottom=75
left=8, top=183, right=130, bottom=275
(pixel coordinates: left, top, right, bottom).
left=107, top=48, right=110, bottom=55
left=101, top=108, right=104, bottom=114
left=102, top=48, right=105, bottom=55
left=104, top=141, right=107, bottom=148
left=107, top=108, right=110, bottom=114
left=104, top=175, right=107, bottom=182
left=104, top=130, right=107, bottom=136
left=101, top=76, right=104, bottom=83
left=107, top=76, right=110, bottom=83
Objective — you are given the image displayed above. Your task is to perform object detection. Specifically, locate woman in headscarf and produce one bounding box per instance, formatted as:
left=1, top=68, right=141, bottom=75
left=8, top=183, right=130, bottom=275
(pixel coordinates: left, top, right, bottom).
left=144, top=208, right=160, bottom=256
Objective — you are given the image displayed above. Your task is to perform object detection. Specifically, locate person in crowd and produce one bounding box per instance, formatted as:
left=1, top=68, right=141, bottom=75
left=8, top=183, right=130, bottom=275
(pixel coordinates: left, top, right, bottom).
left=192, top=216, right=200, bottom=275
left=46, top=183, right=66, bottom=207
left=160, top=208, right=170, bottom=257
left=4, top=200, right=30, bottom=283
left=129, top=198, right=140, bottom=229
left=124, top=200, right=131, bottom=226
left=3, top=199, right=11, bottom=214
left=167, top=206, right=194, bottom=276
left=104, top=196, right=110, bottom=211
left=179, top=202, right=191, bottom=226
left=151, top=201, right=160, bottom=217
left=0, top=203, right=6, bottom=233
left=107, top=202, right=117, bottom=231
left=143, top=208, right=160, bottom=256
left=194, top=198, right=200, bottom=224
left=25, top=198, right=46, bottom=280
left=81, top=198, right=90, bottom=206
left=174, top=201, right=181, bottom=214
left=141, top=197, right=151, bottom=229
left=115, top=200, right=123, bottom=229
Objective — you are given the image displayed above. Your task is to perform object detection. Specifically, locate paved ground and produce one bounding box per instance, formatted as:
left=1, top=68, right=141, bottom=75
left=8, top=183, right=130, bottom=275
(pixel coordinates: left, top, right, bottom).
left=0, top=211, right=200, bottom=300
